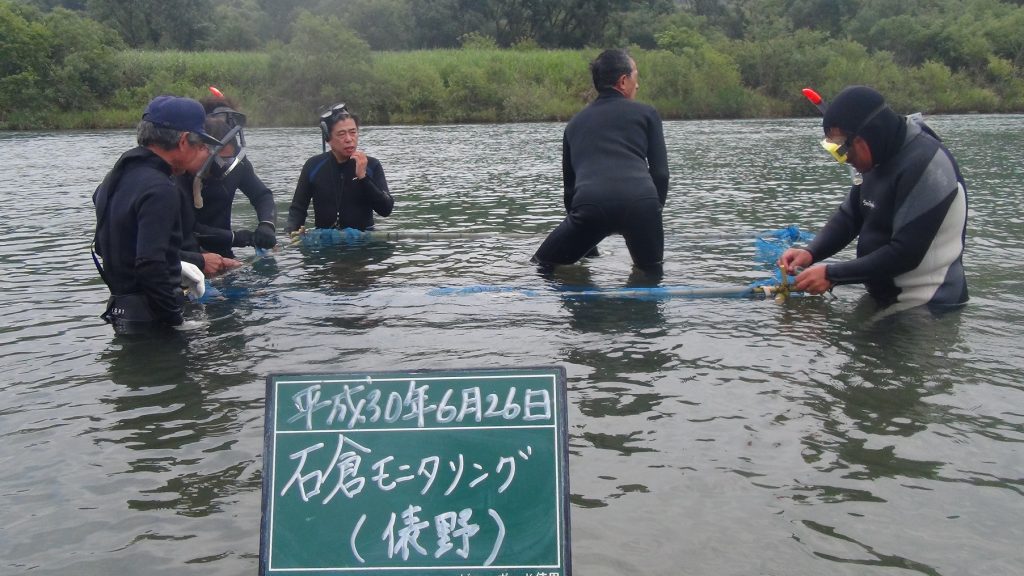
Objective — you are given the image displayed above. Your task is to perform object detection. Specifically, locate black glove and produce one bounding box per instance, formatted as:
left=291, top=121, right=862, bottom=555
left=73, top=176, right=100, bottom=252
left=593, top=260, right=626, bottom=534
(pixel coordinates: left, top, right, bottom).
left=253, top=222, right=277, bottom=249
left=232, top=229, right=254, bottom=247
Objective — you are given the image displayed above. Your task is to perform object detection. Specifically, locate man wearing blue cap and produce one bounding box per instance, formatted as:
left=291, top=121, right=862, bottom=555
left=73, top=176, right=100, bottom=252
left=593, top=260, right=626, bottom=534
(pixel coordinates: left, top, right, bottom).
left=779, top=86, right=969, bottom=313
left=92, top=95, right=222, bottom=334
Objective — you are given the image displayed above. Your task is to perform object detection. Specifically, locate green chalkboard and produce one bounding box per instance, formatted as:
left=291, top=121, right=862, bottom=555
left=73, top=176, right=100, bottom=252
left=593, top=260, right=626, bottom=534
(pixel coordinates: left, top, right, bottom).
left=260, top=367, right=571, bottom=576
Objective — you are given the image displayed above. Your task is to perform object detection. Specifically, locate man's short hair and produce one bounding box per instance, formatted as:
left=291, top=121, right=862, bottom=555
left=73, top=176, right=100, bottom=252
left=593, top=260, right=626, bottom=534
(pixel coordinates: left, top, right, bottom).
left=137, top=120, right=205, bottom=150
left=137, top=120, right=183, bottom=150
left=327, top=111, right=361, bottom=131
left=590, top=49, right=633, bottom=91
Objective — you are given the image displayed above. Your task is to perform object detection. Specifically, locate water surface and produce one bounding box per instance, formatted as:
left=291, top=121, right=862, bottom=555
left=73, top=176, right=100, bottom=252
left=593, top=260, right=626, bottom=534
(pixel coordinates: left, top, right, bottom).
left=1, top=116, right=1022, bottom=575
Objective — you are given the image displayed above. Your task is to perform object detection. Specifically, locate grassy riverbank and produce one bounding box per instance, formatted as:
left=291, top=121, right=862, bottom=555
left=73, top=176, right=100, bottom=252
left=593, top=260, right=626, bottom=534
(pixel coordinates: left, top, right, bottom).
left=14, top=46, right=1024, bottom=130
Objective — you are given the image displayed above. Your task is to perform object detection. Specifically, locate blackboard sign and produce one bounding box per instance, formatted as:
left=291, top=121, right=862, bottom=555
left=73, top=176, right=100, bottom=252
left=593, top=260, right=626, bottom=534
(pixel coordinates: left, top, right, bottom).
left=260, top=367, right=571, bottom=576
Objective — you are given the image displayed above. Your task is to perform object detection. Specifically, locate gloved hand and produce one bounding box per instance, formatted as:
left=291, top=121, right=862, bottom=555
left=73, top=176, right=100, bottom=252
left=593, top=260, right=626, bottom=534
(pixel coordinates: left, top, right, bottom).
left=232, top=229, right=254, bottom=247
left=180, top=261, right=206, bottom=299
left=253, top=222, right=277, bottom=249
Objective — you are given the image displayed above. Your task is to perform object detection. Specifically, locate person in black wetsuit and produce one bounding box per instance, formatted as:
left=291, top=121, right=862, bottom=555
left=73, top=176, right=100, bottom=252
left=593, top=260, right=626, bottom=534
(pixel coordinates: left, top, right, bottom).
left=779, top=85, right=969, bottom=313
left=177, top=96, right=278, bottom=260
left=92, top=96, right=220, bottom=334
left=532, top=49, right=669, bottom=274
left=177, top=169, right=241, bottom=279
left=285, top=104, right=393, bottom=233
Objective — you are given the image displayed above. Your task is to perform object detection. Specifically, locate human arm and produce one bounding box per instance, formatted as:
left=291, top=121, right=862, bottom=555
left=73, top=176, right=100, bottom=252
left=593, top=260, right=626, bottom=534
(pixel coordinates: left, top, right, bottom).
left=825, top=177, right=962, bottom=286
left=237, top=160, right=278, bottom=247
left=803, top=186, right=863, bottom=268
left=193, top=221, right=235, bottom=254
left=562, top=133, right=575, bottom=212
left=285, top=160, right=314, bottom=233
left=647, top=111, right=669, bottom=206
left=134, top=184, right=184, bottom=326
left=355, top=155, right=394, bottom=217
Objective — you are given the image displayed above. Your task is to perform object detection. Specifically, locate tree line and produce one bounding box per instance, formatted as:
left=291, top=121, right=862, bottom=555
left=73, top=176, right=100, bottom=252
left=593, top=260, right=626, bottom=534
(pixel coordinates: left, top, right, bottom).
left=3, top=0, right=1024, bottom=128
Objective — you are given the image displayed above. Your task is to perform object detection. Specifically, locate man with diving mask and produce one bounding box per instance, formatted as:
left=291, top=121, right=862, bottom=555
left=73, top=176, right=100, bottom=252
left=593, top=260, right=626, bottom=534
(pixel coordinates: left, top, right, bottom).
left=178, top=94, right=278, bottom=261
left=779, top=85, right=969, bottom=313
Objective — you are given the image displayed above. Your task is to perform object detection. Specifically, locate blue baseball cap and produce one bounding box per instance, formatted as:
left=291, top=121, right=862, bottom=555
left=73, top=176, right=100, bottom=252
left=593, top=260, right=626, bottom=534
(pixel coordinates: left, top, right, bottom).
left=142, top=95, right=221, bottom=146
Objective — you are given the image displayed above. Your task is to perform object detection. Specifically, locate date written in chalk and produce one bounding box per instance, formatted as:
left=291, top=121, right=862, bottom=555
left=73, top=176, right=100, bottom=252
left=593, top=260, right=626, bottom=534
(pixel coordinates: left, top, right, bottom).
left=285, top=380, right=554, bottom=431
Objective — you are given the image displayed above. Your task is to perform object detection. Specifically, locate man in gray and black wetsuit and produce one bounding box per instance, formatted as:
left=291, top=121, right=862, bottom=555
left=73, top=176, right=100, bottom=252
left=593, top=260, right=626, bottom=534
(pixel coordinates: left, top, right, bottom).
left=532, top=49, right=669, bottom=274
left=780, top=85, right=969, bottom=313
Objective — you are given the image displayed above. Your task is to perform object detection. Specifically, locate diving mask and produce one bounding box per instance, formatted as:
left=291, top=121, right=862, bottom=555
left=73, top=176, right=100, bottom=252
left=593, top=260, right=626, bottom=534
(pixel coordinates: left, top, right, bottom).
left=820, top=137, right=850, bottom=164
left=198, top=107, right=248, bottom=177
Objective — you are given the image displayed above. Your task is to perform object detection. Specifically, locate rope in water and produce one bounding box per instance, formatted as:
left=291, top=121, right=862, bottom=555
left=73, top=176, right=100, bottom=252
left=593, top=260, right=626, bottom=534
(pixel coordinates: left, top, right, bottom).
left=194, top=225, right=814, bottom=302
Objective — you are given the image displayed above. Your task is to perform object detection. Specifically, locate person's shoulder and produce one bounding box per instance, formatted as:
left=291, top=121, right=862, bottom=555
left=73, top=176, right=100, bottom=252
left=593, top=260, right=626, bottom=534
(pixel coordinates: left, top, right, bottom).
left=897, top=122, right=945, bottom=170
left=627, top=98, right=660, bottom=115
left=124, top=151, right=172, bottom=184
left=301, top=151, right=331, bottom=168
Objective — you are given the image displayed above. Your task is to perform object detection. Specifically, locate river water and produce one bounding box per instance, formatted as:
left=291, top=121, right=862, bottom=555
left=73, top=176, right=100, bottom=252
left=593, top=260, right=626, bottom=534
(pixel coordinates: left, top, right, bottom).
left=1, top=116, right=1022, bottom=575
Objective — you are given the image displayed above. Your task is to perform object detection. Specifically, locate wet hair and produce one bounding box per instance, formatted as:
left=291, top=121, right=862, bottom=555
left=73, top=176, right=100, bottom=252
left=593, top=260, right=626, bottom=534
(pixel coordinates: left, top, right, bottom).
left=204, top=115, right=232, bottom=140
left=199, top=95, right=240, bottom=115
left=136, top=120, right=202, bottom=150
left=590, top=49, right=633, bottom=91
left=326, top=111, right=361, bottom=131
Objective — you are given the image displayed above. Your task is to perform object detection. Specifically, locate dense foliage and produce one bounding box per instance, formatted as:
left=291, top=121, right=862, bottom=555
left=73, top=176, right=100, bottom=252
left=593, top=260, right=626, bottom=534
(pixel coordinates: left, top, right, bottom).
left=3, top=0, right=1024, bottom=127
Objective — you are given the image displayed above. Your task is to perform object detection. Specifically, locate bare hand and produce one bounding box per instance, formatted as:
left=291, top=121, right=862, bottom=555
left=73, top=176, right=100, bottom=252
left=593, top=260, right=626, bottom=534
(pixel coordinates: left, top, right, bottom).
left=793, top=265, right=833, bottom=295
left=201, top=253, right=243, bottom=276
left=352, top=151, right=368, bottom=180
left=778, top=248, right=813, bottom=275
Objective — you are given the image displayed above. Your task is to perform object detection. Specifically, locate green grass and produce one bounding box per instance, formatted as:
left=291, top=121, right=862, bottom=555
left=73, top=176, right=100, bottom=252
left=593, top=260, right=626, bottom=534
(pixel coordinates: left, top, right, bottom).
left=18, top=46, right=1022, bottom=130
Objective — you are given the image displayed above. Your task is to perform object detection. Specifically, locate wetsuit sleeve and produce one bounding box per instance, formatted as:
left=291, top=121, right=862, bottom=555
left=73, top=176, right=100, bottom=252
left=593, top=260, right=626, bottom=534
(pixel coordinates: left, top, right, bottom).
left=134, top=185, right=183, bottom=326
left=805, top=186, right=862, bottom=264
left=562, top=133, right=575, bottom=212
left=193, top=222, right=234, bottom=254
left=286, top=160, right=313, bottom=232
left=360, top=159, right=393, bottom=217
left=238, top=160, right=277, bottom=224
left=179, top=248, right=204, bottom=269
left=824, top=161, right=961, bottom=285
left=647, top=111, right=669, bottom=205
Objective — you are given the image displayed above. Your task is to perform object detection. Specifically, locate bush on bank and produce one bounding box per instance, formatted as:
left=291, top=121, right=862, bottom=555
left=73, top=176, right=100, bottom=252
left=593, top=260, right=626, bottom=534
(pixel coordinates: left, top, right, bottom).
left=2, top=0, right=1021, bottom=130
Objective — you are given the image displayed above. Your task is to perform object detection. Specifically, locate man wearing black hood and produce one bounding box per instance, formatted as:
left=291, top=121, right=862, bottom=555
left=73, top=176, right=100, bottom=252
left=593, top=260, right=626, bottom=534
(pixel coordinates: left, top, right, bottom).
left=532, top=49, right=669, bottom=274
left=779, top=86, right=968, bottom=312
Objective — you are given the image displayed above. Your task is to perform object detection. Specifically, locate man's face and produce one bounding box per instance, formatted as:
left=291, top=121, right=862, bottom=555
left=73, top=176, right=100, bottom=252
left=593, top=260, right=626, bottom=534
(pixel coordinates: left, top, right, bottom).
left=177, top=133, right=212, bottom=175
left=620, top=58, right=639, bottom=100
left=825, top=127, right=873, bottom=174
left=328, top=118, right=359, bottom=160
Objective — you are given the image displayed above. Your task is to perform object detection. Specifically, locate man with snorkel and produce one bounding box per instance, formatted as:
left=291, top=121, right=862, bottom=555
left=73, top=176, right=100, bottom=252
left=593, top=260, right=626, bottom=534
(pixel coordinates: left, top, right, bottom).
left=285, top=103, right=394, bottom=234
left=780, top=86, right=969, bottom=313
left=179, top=92, right=278, bottom=262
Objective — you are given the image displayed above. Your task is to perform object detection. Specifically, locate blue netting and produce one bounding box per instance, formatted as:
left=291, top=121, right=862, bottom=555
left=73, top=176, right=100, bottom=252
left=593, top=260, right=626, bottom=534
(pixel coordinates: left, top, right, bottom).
left=748, top=225, right=815, bottom=289
left=298, top=227, right=370, bottom=247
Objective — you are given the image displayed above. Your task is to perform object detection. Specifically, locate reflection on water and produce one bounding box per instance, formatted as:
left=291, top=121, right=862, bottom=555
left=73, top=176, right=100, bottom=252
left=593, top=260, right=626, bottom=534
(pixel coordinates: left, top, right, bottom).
left=1, top=117, right=1023, bottom=575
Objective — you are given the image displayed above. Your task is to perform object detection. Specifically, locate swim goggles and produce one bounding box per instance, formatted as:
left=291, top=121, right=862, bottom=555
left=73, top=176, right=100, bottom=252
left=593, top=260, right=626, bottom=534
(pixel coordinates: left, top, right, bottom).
left=320, top=103, right=351, bottom=123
